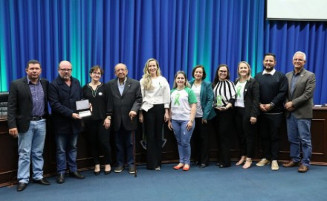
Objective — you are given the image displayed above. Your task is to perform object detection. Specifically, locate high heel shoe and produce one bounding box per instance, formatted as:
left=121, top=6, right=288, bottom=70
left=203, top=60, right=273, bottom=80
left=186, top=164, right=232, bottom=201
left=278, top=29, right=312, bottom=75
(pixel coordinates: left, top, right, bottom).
left=183, top=164, right=190, bottom=171
left=173, top=163, right=184, bottom=170
left=94, top=164, right=101, bottom=175
left=243, top=158, right=252, bottom=169
left=104, top=164, right=112, bottom=175
left=236, top=156, right=246, bottom=166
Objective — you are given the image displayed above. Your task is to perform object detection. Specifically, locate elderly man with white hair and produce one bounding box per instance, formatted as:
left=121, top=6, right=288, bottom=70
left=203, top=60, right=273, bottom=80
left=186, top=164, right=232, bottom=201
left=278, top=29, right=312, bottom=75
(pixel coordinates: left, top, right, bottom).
left=283, top=51, right=316, bottom=173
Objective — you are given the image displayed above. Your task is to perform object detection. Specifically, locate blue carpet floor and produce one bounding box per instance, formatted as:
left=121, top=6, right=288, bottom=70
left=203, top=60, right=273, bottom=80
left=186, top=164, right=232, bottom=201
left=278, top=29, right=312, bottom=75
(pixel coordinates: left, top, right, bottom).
left=1, top=163, right=327, bottom=201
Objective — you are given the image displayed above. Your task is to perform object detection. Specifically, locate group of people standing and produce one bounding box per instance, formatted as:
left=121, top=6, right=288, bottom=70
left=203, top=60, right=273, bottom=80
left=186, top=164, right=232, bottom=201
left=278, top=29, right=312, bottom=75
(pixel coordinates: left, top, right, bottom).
left=8, top=51, right=315, bottom=192
left=8, top=60, right=143, bottom=192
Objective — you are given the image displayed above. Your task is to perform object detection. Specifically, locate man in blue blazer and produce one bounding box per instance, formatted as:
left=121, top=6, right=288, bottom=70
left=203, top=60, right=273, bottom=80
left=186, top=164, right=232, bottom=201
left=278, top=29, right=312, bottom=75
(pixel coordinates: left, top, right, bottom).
left=283, top=51, right=316, bottom=173
left=49, top=60, right=85, bottom=183
left=8, top=60, right=50, bottom=191
left=107, top=63, right=142, bottom=174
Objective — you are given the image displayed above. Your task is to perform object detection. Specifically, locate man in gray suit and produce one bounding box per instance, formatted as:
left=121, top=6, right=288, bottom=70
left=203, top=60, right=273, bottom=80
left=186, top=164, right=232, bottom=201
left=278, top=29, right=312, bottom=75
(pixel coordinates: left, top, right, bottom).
left=107, top=63, right=142, bottom=174
left=283, top=51, right=316, bottom=173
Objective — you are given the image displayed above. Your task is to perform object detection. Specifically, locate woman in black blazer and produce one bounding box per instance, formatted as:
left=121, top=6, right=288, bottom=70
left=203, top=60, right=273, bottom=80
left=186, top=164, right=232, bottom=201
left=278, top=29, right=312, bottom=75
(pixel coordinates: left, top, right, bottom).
left=234, top=61, right=260, bottom=169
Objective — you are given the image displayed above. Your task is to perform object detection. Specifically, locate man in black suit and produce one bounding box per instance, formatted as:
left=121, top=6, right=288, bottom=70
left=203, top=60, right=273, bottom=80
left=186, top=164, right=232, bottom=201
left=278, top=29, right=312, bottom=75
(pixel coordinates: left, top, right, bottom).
left=107, top=63, right=142, bottom=174
left=8, top=60, right=50, bottom=192
left=48, top=60, right=85, bottom=184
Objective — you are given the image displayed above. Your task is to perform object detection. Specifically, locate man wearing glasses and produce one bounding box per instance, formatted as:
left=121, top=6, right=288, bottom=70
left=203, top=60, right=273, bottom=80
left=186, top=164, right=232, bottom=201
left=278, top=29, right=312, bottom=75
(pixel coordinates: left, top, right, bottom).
left=49, top=60, right=85, bottom=184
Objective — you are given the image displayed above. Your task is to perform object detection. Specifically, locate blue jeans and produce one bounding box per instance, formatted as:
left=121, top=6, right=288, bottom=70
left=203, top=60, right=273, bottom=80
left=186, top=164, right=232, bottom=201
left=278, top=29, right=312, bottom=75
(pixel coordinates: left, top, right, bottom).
left=171, top=119, right=195, bottom=165
left=286, top=113, right=312, bottom=166
left=17, top=119, right=46, bottom=183
left=55, top=132, right=79, bottom=173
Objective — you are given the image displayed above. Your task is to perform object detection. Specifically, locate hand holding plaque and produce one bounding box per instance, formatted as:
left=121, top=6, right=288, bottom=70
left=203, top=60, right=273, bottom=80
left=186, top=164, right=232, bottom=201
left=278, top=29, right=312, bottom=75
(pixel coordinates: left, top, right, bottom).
left=76, top=99, right=91, bottom=118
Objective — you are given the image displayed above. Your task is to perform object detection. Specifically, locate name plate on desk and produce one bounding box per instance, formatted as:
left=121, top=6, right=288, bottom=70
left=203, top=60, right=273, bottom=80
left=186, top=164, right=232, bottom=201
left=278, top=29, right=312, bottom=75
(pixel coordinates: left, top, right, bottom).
left=76, top=100, right=91, bottom=118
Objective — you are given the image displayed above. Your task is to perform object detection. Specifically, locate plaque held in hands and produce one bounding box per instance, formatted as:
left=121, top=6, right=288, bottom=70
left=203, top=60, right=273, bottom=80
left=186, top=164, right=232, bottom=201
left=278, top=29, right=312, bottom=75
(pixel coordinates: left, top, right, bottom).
left=76, top=99, right=91, bottom=118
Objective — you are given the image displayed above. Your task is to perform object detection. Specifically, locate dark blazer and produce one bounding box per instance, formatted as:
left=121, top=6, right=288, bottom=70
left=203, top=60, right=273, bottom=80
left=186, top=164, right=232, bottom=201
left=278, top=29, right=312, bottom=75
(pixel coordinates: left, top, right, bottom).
left=189, top=80, right=216, bottom=120
left=7, top=77, right=49, bottom=133
left=285, top=69, right=316, bottom=119
left=234, top=77, right=260, bottom=118
left=107, top=77, right=142, bottom=132
left=48, top=76, right=82, bottom=134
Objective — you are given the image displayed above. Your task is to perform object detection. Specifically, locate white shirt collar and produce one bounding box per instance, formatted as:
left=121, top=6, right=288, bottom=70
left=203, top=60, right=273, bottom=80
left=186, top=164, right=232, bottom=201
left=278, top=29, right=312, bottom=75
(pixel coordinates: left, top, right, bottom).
left=262, top=68, right=276, bottom=75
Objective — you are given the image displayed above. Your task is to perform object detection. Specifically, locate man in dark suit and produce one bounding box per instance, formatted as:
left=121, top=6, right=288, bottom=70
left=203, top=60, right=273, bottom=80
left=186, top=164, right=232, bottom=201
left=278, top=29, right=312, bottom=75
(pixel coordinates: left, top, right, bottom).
left=107, top=63, right=142, bottom=174
left=8, top=60, right=50, bottom=191
left=48, top=60, right=85, bottom=184
left=283, top=51, right=316, bottom=173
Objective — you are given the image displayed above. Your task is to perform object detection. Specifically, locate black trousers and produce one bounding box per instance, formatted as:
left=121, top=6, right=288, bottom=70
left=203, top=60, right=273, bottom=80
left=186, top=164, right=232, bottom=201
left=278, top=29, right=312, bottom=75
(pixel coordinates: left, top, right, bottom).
left=258, top=113, right=283, bottom=160
left=143, top=104, right=165, bottom=169
left=234, top=107, right=257, bottom=158
left=85, top=119, right=111, bottom=165
left=214, top=109, right=234, bottom=166
left=191, top=117, right=209, bottom=165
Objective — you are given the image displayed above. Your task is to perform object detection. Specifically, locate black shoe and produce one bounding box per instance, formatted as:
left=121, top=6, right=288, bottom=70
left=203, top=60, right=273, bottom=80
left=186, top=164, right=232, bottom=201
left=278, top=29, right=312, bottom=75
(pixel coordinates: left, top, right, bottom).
left=192, top=161, right=200, bottom=166
left=129, top=166, right=136, bottom=174
left=200, top=163, right=207, bottom=168
left=56, top=173, right=65, bottom=184
left=94, top=171, right=100, bottom=176
left=33, top=178, right=50, bottom=185
left=17, top=182, right=27, bottom=192
left=104, top=170, right=112, bottom=175
left=69, top=171, right=85, bottom=179
left=218, top=164, right=231, bottom=168
left=114, top=166, right=124, bottom=173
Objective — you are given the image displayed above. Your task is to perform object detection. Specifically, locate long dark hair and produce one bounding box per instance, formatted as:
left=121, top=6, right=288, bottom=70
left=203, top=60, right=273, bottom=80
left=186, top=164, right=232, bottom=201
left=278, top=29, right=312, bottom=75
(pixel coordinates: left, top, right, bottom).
left=212, top=64, right=230, bottom=88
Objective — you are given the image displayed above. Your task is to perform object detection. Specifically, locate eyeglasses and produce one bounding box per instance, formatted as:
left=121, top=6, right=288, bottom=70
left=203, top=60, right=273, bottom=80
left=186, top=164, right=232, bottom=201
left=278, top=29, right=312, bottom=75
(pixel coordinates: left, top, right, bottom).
left=59, top=68, right=72, bottom=72
left=92, top=72, right=102, bottom=75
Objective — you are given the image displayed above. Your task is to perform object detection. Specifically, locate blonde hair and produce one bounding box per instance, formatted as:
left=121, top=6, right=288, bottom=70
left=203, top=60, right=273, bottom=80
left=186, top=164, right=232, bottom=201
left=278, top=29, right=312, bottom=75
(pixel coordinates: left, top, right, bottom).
left=141, top=58, right=162, bottom=90
left=237, top=61, right=252, bottom=79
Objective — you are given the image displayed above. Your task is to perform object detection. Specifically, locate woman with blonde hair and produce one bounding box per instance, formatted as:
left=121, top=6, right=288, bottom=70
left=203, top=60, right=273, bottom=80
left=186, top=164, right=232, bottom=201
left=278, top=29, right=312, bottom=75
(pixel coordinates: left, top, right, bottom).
left=139, top=58, right=170, bottom=170
left=234, top=61, right=259, bottom=169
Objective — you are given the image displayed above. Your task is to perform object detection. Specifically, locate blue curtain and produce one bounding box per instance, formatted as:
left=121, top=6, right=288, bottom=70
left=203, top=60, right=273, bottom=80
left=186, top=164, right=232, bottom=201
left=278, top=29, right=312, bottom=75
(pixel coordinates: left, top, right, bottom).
left=0, top=0, right=326, bottom=104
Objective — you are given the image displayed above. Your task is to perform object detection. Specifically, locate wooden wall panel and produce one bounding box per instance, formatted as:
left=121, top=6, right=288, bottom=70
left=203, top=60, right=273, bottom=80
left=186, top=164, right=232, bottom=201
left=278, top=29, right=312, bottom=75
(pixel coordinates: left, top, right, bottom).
left=1, top=107, right=327, bottom=187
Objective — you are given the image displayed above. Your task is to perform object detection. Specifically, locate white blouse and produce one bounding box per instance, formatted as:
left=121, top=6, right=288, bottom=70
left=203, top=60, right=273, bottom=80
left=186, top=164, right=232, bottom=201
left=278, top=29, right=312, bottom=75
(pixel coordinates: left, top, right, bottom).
left=140, top=76, right=170, bottom=111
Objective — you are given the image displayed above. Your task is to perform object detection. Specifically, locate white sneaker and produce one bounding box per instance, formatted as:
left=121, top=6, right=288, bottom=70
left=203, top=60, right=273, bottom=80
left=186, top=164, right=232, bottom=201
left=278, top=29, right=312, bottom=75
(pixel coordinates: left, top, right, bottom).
left=271, top=160, right=279, bottom=171
left=256, top=158, right=270, bottom=167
